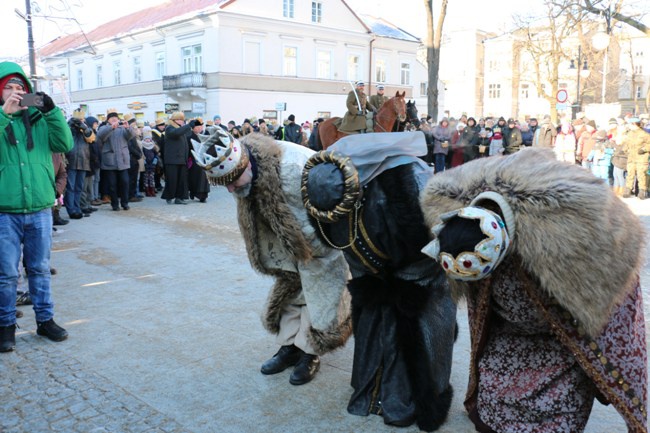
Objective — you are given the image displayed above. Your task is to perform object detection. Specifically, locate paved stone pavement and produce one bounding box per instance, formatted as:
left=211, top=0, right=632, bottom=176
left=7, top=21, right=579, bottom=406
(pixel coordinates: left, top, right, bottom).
left=1, top=188, right=648, bottom=433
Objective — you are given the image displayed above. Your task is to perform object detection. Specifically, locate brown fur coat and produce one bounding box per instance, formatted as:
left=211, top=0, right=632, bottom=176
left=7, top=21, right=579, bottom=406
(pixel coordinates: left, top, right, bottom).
left=420, top=147, right=644, bottom=337
left=235, top=134, right=352, bottom=354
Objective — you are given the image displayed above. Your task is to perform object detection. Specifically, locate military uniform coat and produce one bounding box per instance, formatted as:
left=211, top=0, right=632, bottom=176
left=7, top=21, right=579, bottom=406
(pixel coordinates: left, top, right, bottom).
left=340, top=90, right=372, bottom=133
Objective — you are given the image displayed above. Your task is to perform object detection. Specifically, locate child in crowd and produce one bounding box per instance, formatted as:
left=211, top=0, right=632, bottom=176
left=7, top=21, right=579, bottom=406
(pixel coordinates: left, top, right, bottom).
left=489, top=127, right=504, bottom=156
left=141, top=126, right=160, bottom=197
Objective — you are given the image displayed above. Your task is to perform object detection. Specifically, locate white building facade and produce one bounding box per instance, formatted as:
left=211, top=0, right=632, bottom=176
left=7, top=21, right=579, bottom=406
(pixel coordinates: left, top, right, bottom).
left=38, top=0, right=428, bottom=126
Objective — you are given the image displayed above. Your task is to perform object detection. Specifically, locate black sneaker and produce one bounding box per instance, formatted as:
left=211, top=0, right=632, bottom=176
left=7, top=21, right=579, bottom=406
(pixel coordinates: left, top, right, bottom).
left=36, top=319, right=68, bottom=342
left=0, top=324, right=16, bottom=352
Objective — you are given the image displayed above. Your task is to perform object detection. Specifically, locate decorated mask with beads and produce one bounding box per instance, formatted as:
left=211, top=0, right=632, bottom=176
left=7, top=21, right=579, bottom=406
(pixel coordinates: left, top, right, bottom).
left=421, top=191, right=515, bottom=281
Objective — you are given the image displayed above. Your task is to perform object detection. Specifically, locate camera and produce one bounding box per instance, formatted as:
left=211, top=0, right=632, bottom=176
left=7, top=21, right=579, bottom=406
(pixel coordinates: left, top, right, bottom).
left=20, top=93, right=44, bottom=107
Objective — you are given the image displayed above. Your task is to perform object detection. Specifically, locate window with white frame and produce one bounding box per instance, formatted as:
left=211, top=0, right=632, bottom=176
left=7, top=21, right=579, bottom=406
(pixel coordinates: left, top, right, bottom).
left=96, top=64, right=103, bottom=87
left=283, top=46, right=297, bottom=76
left=400, top=62, right=410, bottom=85
left=521, top=83, right=529, bottom=98
left=347, top=54, right=361, bottom=82
left=133, top=56, right=142, bottom=82
left=375, top=58, right=386, bottom=83
left=311, top=2, right=322, bottom=23
left=637, top=85, right=642, bottom=98
left=76, top=69, right=83, bottom=90
left=634, top=64, right=643, bottom=74
left=155, top=52, right=166, bottom=79
left=420, top=82, right=427, bottom=96
left=317, top=50, right=331, bottom=79
left=244, top=41, right=261, bottom=74
left=488, top=83, right=501, bottom=98
left=113, top=60, right=121, bottom=85
left=283, top=0, right=294, bottom=18
left=182, top=44, right=202, bottom=73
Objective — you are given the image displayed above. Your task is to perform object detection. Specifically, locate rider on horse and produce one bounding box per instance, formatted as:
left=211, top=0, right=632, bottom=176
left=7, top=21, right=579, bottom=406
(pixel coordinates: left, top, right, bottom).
left=340, top=81, right=373, bottom=134
left=369, top=84, right=389, bottom=112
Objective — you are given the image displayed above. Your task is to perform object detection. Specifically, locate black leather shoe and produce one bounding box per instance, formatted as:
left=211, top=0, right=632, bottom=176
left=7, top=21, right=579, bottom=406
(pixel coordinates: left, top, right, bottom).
left=0, top=324, right=16, bottom=352
left=112, top=206, right=120, bottom=211
left=69, top=213, right=83, bottom=219
left=122, top=205, right=130, bottom=210
left=260, top=345, right=303, bottom=375
left=36, top=319, right=68, bottom=342
left=289, top=353, right=320, bottom=385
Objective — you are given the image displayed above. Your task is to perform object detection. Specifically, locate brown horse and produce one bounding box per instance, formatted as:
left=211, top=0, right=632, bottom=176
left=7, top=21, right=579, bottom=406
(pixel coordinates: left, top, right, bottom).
left=317, top=91, right=407, bottom=150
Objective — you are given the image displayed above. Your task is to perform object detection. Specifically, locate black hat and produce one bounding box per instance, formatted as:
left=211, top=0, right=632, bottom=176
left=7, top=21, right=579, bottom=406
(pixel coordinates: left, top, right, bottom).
left=302, top=151, right=361, bottom=223
left=288, top=114, right=295, bottom=122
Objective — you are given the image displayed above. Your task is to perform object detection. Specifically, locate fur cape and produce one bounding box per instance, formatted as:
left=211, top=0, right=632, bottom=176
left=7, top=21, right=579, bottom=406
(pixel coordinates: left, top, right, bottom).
left=235, top=134, right=352, bottom=354
left=420, top=147, right=644, bottom=337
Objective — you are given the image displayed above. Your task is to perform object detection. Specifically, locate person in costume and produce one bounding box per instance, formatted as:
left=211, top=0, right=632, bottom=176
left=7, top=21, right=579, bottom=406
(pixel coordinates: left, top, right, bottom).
left=190, top=128, right=351, bottom=386
left=301, top=131, right=457, bottom=432
left=419, top=147, right=647, bottom=433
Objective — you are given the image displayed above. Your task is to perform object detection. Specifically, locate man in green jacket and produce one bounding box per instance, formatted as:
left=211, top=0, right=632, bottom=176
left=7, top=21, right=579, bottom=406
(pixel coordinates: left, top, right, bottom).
left=0, top=62, right=73, bottom=352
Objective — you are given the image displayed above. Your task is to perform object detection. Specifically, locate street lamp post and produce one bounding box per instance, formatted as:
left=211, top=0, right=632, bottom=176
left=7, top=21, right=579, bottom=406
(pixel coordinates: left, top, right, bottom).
left=569, top=45, right=590, bottom=118
left=591, top=3, right=613, bottom=103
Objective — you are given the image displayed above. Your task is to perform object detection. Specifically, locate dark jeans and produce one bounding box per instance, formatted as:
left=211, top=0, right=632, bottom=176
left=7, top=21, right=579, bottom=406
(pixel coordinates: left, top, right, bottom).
left=104, top=169, right=129, bottom=209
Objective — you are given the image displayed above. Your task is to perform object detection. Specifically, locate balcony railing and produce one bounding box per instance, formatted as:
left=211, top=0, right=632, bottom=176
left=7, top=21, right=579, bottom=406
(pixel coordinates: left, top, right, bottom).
left=162, top=72, right=207, bottom=90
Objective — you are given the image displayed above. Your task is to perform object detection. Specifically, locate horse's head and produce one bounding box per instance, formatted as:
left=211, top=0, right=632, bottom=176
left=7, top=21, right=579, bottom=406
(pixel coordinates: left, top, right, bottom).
left=392, top=91, right=407, bottom=123
left=406, top=100, right=420, bottom=128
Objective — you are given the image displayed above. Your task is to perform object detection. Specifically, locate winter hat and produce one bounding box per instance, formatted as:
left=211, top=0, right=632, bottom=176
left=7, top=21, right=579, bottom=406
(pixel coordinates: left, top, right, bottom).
left=170, top=111, right=185, bottom=121
left=0, top=74, right=28, bottom=92
left=194, top=117, right=204, bottom=126
left=377, top=84, right=385, bottom=90
left=142, top=126, right=152, bottom=139
left=288, top=114, right=296, bottom=122
left=72, top=108, right=86, bottom=120
left=123, top=112, right=136, bottom=125
left=213, top=115, right=221, bottom=121
left=106, top=108, right=119, bottom=121
left=609, top=118, right=618, bottom=126
left=155, top=117, right=166, bottom=126
left=594, top=129, right=608, bottom=141
left=85, top=116, right=99, bottom=127
left=587, top=119, right=596, bottom=129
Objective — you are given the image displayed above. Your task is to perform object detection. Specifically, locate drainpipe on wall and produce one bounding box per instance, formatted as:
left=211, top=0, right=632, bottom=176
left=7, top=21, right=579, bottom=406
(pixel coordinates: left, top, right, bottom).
left=368, top=37, right=375, bottom=91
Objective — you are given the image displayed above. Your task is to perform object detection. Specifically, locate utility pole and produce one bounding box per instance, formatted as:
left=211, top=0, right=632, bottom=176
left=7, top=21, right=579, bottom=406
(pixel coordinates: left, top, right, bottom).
left=25, top=0, right=37, bottom=90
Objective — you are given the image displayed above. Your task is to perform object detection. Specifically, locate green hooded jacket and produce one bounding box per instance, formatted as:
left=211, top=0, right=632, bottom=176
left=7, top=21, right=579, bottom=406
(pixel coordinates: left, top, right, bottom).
left=0, top=61, right=72, bottom=213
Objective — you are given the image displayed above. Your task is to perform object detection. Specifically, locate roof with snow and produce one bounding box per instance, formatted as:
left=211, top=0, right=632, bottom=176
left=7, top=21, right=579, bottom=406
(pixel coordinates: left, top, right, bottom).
left=358, top=14, right=421, bottom=42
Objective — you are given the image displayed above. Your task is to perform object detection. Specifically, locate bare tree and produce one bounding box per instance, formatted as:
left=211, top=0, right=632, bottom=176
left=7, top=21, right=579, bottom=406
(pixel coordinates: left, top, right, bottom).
left=423, top=0, right=448, bottom=122
left=515, top=2, right=583, bottom=122
left=580, top=0, right=650, bottom=36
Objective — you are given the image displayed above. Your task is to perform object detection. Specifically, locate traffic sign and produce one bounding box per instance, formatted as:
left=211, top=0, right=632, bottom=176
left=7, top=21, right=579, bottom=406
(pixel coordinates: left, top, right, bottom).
left=556, top=89, right=568, bottom=103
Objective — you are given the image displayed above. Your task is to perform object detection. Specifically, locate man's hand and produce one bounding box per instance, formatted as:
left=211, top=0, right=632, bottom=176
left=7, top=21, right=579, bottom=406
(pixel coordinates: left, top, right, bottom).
left=2, top=91, right=27, bottom=115
left=35, top=92, right=55, bottom=113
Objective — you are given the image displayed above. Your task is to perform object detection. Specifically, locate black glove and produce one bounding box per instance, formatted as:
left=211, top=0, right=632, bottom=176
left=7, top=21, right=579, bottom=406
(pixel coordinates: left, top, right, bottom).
left=35, top=92, right=55, bottom=113
left=188, top=119, right=197, bottom=128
